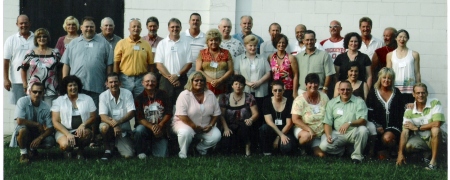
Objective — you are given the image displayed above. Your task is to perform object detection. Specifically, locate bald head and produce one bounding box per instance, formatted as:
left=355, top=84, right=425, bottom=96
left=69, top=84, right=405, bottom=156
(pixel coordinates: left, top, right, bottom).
left=295, top=24, right=307, bottom=42
left=128, top=20, right=142, bottom=38
left=329, top=20, right=342, bottom=37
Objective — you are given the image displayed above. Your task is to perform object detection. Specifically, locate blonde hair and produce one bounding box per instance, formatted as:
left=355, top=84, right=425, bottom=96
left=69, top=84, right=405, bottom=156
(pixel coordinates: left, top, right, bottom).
left=243, top=34, right=259, bottom=45
left=184, top=71, right=208, bottom=91
left=205, top=28, right=222, bottom=44
left=63, top=16, right=80, bottom=31
left=374, top=67, right=395, bottom=90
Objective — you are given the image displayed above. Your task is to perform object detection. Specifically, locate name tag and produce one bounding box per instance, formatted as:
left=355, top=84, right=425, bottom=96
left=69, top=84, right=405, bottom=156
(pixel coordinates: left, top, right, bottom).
left=21, top=43, right=29, bottom=50
left=112, top=109, right=121, bottom=116
left=171, top=46, right=177, bottom=52
left=64, top=44, right=68, bottom=48
left=149, top=105, right=158, bottom=111
left=250, top=64, right=256, bottom=70
left=152, top=47, right=156, bottom=53
left=210, top=61, right=218, bottom=68
left=337, top=109, right=344, bottom=115
left=312, top=106, right=320, bottom=114
left=275, top=119, right=282, bottom=125
left=134, top=45, right=140, bottom=50
left=86, top=42, right=93, bottom=48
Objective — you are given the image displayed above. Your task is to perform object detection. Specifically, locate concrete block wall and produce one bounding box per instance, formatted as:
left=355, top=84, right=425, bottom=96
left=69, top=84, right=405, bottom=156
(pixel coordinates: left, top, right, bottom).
left=2, top=0, right=448, bottom=135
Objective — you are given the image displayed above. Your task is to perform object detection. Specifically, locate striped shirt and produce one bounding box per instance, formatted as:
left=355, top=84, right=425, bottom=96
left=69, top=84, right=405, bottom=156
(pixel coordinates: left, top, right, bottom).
left=403, top=98, right=445, bottom=139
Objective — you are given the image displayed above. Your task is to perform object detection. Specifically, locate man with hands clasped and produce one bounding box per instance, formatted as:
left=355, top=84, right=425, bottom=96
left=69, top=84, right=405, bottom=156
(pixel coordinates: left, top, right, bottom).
left=319, top=81, right=369, bottom=163
left=99, top=73, right=135, bottom=160
left=396, top=83, right=444, bottom=170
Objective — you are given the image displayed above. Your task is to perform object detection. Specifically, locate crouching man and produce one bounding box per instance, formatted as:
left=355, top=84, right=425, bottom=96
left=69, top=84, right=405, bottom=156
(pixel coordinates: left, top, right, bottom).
left=319, top=80, right=369, bottom=163
left=99, top=73, right=135, bottom=160
left=397, top=83, right=445, bottom=170
left=134, top=72, right=173, bottom=159
left=10, top=82, right=55, bottom=163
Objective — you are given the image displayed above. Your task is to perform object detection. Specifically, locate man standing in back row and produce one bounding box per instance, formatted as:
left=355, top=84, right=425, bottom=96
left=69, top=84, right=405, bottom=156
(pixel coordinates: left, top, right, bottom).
left=4, top=14, right=35, bottom=104
left=358, top=17, right=383, bottom=61
left=183, top=13, right=206, bottom=77
left=155, top=18, right=193, bottom=104
left=99, top=17, right=122, bottom=50
left=232, top=15, right=264, bottom=54
left=114, top=18, right=154, bottom=97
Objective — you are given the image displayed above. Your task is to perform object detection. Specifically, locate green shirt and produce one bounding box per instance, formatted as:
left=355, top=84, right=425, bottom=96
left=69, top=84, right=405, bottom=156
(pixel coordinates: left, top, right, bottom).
left=296, top=49, right=335, bottom=91
left=324, top=95, right=368, bottom=132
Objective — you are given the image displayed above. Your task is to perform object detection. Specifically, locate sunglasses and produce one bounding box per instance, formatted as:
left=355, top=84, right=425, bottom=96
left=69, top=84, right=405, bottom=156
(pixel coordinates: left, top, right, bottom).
left=31, top=90, right=43, bottom=94
left=193, top=79, right=205, bottom=83
left=36, top=36, right=48, bottom=39
left=272, top=89, right=283, bottom=92
left=329, top=25, right=340, bottom=29
left=130, top=18, right=140, bottom=21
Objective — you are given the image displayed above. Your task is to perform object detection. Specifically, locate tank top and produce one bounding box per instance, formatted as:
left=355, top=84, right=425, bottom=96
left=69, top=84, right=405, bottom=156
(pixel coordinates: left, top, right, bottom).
left=391, top=49, right=415, bottom=94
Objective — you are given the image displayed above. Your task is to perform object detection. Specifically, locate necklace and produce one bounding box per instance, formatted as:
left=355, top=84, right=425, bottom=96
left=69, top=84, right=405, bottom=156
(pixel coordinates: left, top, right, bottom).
left=232, top=93, right=243, bottom=105
left=277, top=52, right=285, bottom=59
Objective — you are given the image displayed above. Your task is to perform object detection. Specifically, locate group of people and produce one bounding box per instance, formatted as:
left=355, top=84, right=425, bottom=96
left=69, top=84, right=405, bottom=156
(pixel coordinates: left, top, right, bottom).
left=5, top=13, right=444, bottom=170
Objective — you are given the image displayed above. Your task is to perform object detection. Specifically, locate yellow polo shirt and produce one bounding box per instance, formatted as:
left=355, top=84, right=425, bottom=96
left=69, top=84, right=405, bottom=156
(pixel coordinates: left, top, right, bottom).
left=114, top=37, right=153, bottom=76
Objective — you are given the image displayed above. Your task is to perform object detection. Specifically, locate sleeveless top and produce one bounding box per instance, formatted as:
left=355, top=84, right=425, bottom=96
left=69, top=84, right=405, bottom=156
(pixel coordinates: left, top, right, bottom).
left=391, top=49, right=415, bottom=94
left=352, top=81, right=365, bottom=100
left=270, top=52, right=294, bottom=90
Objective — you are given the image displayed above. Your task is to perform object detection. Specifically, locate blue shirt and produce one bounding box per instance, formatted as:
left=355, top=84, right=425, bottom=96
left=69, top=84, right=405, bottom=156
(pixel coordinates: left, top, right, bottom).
left=232, top=32, right=264, bottom=54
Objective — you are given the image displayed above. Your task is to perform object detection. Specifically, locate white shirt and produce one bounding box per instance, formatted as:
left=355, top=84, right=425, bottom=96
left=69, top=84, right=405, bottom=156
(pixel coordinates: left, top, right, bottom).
left=3, top=32, right=35, bottom=83
left=99, top=88, right=135, bottom=132
left=51, top=94, right=97, bottom=132
left=319, top=38, right=346, bottom=60
left=154, top=36, right=193, bottom=74
left=182, top=29, right=206, bottom=76
left=260, top=40, right=277, bottom=61
left=289, top=42, right=323, bottom=56
left=359, top=36, right=384, bottom=61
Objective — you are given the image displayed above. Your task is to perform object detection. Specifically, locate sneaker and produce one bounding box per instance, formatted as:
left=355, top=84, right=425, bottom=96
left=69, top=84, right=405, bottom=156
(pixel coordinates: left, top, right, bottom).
left=425, top=163, right=437, bottom=170
left=101, top=153, right=112, bottom=160
left=352, top=159, right=362, bottom=164
left=263, top=153, right=272, bottom=156
left=28, top=149, right=38, bottom=159
left=64, top=151, right=72, bottom=159
left=138, top=153, right=147, bottom=159
left=20, top=154, right=30, bottom=164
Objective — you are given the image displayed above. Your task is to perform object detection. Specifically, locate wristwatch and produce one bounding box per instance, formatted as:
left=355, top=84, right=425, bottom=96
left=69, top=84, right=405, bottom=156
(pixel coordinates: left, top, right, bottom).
left=323, top=87, right=328, bottom=90
left=348, top=121, right=352, bottom=126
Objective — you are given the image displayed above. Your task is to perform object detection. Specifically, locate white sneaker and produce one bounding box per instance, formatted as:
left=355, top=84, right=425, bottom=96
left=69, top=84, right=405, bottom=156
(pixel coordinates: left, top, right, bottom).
left=263, top=153, right=272, bottom=156
left=138, top=153, right=147, bottom=159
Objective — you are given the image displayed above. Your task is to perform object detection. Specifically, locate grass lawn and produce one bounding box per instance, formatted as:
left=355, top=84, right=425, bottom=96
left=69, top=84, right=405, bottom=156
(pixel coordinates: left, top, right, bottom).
left=3, top=145, right=448, bottom=180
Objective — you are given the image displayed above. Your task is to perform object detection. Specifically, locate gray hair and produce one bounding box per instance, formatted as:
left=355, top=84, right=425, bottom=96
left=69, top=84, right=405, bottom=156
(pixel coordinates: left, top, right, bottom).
left=101, top=17, right=115, bottom=27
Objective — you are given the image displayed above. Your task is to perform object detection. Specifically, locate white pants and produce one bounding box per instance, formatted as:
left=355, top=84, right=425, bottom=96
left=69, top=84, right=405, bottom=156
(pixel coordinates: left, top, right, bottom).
left=172, top=121, right=221, bottom=158
left=319, top=126, right=369, bottom=160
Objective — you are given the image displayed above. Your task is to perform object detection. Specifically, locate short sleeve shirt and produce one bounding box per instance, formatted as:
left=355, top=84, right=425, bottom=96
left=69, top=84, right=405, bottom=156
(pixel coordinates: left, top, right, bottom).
left=135, top=89, right=173, bottom=126
left=15, top=96, right=52, bottom=128
left=174, top=90, right=221, bottom=127
left=4, top=32, right=35, bottom=83
left=291, top=91, right=329, bottom=136
left=154, top=36, right=193, bottom=74
left=263, top=97, right=293, bottom=130
left=99, top=88, right=136, bottom=131
left=403, top=98, right=445, bottom=139
left=296, top=49, right=336, bottom=90
left=323, top=95, right=368, bottom=132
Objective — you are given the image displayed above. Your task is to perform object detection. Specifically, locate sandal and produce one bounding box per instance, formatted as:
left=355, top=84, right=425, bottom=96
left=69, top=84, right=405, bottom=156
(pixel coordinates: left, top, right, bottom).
left=425, top=163, right=437, bottom=170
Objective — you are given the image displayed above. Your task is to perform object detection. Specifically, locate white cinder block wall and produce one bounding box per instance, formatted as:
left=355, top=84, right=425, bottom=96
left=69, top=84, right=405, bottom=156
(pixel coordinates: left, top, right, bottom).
left=3, top=0, right=447, bottom=134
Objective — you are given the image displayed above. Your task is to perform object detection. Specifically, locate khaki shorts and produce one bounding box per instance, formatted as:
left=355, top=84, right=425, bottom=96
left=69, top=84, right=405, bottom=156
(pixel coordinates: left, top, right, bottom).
left=293, top=126, right=321, bottom=147
left=406, top=134, right=431, bottom=152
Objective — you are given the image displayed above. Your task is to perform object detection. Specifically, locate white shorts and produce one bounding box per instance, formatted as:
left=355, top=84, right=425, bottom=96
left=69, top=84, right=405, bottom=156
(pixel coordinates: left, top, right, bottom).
left=293, top=126, right=321, bottom=147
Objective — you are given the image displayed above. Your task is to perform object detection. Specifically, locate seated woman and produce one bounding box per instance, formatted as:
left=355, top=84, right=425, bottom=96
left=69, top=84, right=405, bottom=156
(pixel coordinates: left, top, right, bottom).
left=259, top=80, right=295, bottom=155
left=333, top=61, right=369, bottom=100
left=291, top=73, right=329, bottom=157
left=219, top=75, right=259, bottom=156
left=172, top=71, right=222, bottom=158
left=51, top=75, right=96, bottom=160
left=366, top=67, right=405, bottom=159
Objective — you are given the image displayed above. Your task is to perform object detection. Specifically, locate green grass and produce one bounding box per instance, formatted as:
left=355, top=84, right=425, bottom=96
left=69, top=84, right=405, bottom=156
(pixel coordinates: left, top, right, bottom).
left=3, top=146, right=447, bottom=180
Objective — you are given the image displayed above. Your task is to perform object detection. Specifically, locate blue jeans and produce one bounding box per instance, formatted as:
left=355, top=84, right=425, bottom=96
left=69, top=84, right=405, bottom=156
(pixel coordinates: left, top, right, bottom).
left=134, top=124, right=168, bottom=157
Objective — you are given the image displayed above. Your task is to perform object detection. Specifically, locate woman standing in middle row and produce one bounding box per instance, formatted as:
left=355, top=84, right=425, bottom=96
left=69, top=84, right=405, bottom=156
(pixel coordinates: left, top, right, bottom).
left=269, top=34, right=299, bottom=99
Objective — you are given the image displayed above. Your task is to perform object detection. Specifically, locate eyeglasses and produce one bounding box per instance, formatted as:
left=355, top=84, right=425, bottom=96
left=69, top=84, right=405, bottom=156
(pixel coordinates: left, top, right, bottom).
left=273, top=89, right=283, bottom=92
left=31, top=90, right=43, bottom=94
left=36, top=36, right=48, bottom=39
left=329, top=25, right=340, bottom=29
left=339, top=88, right=352, bottom=92
left=193, top=79, right=205, bottom=83
left=130, top=18, right=140, bottom=21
